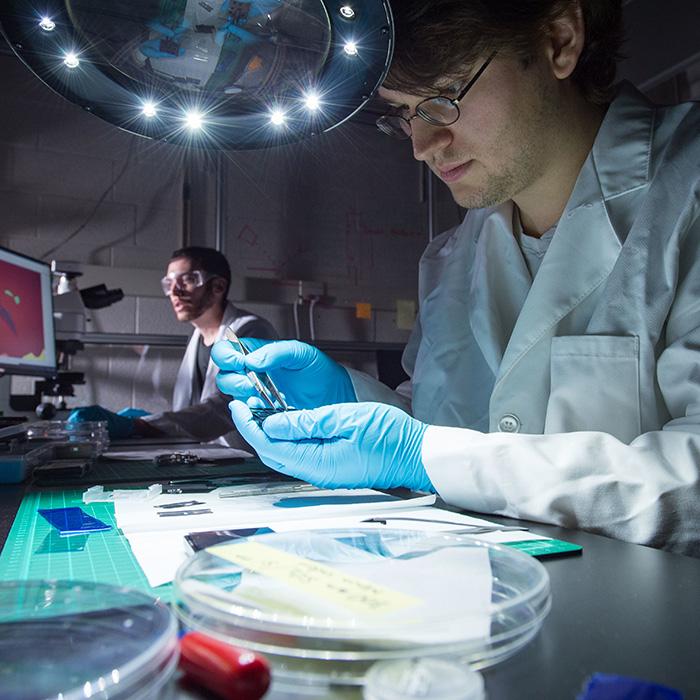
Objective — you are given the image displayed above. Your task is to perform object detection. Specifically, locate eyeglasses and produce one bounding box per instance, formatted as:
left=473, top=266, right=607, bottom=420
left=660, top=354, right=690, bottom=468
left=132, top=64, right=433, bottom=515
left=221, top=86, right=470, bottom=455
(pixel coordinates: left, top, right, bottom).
left=161, top=270, right=212, bottom=296
left=376, top=51, right=497, bottom=139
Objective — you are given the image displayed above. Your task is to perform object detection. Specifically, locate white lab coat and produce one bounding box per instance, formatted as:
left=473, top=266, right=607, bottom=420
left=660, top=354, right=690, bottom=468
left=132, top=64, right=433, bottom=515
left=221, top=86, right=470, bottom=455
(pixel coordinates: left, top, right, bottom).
left=143, top=302, right=278, bottom=447
left=350, top=82, right=700, bottom=557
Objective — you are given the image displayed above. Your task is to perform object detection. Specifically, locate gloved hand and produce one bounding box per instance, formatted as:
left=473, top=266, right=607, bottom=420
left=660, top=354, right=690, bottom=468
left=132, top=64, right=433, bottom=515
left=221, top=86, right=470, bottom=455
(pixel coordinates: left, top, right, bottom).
left=212, top=339, right=356, bottom=410
left=227, top=400, right=434, bottom=492
left=67, top=405, right=135, bottom=439
left=118, top=408, right=151, bottom=419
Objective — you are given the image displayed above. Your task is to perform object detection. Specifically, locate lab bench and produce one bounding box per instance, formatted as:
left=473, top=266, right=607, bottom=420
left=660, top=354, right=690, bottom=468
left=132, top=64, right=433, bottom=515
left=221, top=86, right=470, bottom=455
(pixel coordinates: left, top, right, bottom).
left=1, top=467, right=699, bottom=700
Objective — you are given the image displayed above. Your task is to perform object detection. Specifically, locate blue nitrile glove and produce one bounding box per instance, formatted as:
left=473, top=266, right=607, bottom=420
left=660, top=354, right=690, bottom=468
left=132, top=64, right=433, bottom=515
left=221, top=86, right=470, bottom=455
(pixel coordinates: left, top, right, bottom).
left=67, top=405, right=135, bottom=439
left=118, top=408, right=151, bottom=418
left=228, top=400, right=434, bottom=491
left=212, top=339, right=356, bottom=410
left=578, top=673, right=683, bottom=700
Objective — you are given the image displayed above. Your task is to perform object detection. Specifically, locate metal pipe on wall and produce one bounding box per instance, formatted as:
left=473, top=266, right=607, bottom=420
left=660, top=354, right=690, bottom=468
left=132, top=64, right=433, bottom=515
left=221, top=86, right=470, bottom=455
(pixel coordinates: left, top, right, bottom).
left=215, top=152, right=226, bottom=255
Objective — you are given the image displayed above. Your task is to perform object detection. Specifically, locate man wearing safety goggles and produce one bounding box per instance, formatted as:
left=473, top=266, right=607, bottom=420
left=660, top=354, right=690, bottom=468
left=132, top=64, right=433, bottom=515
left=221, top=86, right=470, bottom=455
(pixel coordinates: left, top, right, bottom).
left=70, top=246, right=277, bottom=446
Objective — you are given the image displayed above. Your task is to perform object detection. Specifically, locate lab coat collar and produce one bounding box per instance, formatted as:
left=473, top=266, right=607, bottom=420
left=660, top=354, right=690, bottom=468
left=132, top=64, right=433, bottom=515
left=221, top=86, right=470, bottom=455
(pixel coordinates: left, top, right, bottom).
left=591, top=81, right=654, bottom=202
left=469, top=202, right=531, bottom=374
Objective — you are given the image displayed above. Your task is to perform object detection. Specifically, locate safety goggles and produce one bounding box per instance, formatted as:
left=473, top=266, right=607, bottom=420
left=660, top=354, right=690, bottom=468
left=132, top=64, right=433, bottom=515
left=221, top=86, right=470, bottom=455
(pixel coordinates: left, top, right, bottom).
left=160, top=270, right=212, bottom=296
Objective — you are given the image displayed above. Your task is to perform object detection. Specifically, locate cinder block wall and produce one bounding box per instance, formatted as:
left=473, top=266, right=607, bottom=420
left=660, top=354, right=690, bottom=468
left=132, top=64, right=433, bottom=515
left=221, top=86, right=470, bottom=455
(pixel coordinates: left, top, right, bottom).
left=0, top=47, right=462, bottom=416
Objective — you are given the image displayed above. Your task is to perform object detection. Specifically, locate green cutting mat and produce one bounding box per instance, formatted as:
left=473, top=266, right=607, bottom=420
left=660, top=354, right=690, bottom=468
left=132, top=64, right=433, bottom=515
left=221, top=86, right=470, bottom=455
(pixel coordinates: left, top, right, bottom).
left=0, top=490, right=172, bottom=602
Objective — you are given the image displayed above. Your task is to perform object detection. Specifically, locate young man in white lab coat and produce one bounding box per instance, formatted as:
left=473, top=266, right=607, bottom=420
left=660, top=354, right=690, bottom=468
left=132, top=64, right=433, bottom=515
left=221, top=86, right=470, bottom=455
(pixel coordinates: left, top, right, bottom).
left=212, top=0, right=700, bottom=557
left=71, top=247, right=277, bottom=448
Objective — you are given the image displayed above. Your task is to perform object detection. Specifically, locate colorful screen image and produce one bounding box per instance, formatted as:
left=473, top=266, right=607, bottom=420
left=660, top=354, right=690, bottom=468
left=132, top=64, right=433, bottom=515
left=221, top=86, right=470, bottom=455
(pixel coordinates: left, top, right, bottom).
left=0, top=247, right=56, bottom=376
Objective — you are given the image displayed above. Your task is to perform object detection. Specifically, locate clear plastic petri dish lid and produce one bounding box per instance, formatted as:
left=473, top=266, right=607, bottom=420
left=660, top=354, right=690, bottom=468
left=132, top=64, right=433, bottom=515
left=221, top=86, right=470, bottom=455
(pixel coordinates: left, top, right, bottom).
left=26, top=420, right=108, bottom=438
left=26, top=420, right=110, bottom=456
left=0, top=580, right=179, bottom=700
left=173, top=528, right=551, bottom=688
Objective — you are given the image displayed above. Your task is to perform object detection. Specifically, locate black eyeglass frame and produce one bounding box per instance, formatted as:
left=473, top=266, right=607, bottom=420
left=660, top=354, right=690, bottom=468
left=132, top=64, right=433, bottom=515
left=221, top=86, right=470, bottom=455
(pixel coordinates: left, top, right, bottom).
left=376, top=51, right=498, bottom=138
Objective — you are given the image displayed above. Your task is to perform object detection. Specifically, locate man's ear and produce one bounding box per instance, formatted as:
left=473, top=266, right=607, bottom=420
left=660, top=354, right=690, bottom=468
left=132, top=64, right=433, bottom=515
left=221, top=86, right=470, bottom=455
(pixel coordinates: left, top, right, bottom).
left=546, top=2, right=585, bottom=80
left=211, top=277, right=227, bottom=297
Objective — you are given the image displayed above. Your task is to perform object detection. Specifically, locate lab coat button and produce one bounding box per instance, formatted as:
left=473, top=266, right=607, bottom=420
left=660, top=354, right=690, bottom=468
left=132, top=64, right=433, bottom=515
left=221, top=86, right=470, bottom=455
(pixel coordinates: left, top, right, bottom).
left=498, top=413, right=521, bottom=433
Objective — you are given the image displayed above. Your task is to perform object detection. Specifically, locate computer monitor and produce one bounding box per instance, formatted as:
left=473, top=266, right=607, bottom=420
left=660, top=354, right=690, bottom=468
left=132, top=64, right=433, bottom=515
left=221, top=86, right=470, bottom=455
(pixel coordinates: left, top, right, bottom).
left=0, top=246, right=57, bottom=378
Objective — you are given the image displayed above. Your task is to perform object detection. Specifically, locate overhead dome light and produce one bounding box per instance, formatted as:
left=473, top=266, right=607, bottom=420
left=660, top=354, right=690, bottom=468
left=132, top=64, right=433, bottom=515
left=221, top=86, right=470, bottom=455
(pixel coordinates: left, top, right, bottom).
left=0, top=0, right=394, bottom=150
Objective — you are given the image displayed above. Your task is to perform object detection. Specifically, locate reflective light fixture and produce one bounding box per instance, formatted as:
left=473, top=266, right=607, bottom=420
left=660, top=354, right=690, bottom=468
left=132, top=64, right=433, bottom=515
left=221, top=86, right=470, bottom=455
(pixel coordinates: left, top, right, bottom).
left=0, top=0, right=394, bottom=150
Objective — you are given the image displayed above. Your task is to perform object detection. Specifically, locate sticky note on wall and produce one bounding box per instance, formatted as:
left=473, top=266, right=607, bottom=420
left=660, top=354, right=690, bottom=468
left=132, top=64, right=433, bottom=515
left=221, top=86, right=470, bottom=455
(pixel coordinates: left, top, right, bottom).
left=396, top=300, right=416, bottom=330
left=356, top=302, right=372, bottom=319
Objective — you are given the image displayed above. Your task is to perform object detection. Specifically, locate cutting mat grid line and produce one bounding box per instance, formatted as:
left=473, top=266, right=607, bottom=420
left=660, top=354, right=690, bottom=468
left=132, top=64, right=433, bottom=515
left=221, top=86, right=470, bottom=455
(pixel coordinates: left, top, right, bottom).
left=0, top=490, right=172, bottom=602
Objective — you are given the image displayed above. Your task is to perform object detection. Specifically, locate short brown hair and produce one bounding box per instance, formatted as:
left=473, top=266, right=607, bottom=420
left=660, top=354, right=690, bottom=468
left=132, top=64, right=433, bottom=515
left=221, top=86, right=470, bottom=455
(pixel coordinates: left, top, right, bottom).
left=383, top=0, right=624, bottom=104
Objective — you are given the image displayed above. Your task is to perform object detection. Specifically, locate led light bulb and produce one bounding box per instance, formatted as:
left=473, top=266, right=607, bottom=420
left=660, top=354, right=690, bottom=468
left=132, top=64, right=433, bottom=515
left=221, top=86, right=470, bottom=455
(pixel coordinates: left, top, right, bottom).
left=63, top=53, right=80, bottom=68
left=339, top=6, right=355, bottom=19
left=270, top=109, right=285, bottom=126
left=343, top=41, right=358, bottom=56
left=39, top=17, right=56, bottom=32
left=304, top=93, right=321, bottom=111
left=185, top=111, right=203, bottom=129
left=141, top=102, right=157, bottom=118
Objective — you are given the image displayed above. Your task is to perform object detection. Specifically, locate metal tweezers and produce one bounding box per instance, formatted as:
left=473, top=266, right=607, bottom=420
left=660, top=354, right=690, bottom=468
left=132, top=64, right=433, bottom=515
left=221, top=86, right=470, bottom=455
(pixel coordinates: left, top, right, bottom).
left=361, top=516, right=528, bottom=534
left=225, top=327, right=288, bottom=411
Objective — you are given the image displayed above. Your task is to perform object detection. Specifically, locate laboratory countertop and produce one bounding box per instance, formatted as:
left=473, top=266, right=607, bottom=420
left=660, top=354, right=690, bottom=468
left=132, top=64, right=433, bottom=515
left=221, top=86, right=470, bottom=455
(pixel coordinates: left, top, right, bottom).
left=1, top=479, right=699, bottom=700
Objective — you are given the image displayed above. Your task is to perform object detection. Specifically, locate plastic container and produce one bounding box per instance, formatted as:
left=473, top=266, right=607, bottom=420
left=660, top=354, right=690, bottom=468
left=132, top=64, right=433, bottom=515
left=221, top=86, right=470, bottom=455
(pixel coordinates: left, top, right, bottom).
left=0, top=440, right=53, bottom=482
left=363, top=658, right=486, bottom=700
left=26, top=420, right=109, bottom=457
left=173, top=528, right=551, bottom=690
left=0, top=580, right=179, bottom=700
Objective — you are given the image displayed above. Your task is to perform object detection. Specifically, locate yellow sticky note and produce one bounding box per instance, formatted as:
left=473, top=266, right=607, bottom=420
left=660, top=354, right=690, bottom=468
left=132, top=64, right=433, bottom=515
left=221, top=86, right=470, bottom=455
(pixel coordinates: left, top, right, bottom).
left=209, top=541, right=420, bottom=617
left=396, top=300, right=416, bottom=330
left=356, top=302, right=372, bottom=319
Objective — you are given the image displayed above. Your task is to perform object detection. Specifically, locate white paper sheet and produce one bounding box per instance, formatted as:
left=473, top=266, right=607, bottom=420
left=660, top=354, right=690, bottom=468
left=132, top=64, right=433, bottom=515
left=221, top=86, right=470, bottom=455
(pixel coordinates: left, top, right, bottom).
left=116, top=489, right=437, bottom=588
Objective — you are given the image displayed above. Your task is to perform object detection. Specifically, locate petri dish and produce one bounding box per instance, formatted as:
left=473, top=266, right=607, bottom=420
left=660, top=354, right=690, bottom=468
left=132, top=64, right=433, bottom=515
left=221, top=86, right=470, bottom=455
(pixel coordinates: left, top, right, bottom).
left=173, top=528, right=551, bottom=689
left=0, top=580, right=179, bottom=700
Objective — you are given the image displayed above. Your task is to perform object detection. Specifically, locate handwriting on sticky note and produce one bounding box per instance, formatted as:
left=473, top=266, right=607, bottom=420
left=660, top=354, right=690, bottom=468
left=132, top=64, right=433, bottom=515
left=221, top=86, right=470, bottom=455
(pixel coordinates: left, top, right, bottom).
left=209, top=541, right=420, bottom=617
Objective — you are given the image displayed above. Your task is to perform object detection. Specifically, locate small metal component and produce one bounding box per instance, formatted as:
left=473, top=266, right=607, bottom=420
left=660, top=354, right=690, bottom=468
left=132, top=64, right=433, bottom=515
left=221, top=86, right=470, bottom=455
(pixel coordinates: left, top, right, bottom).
left=250, top=407, right=286, bottom=426
left=154, top=500, right=205, bottom=509
left=157, top=508, right=212, bottom=517
left=153, top=452, right=199, bottom=466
